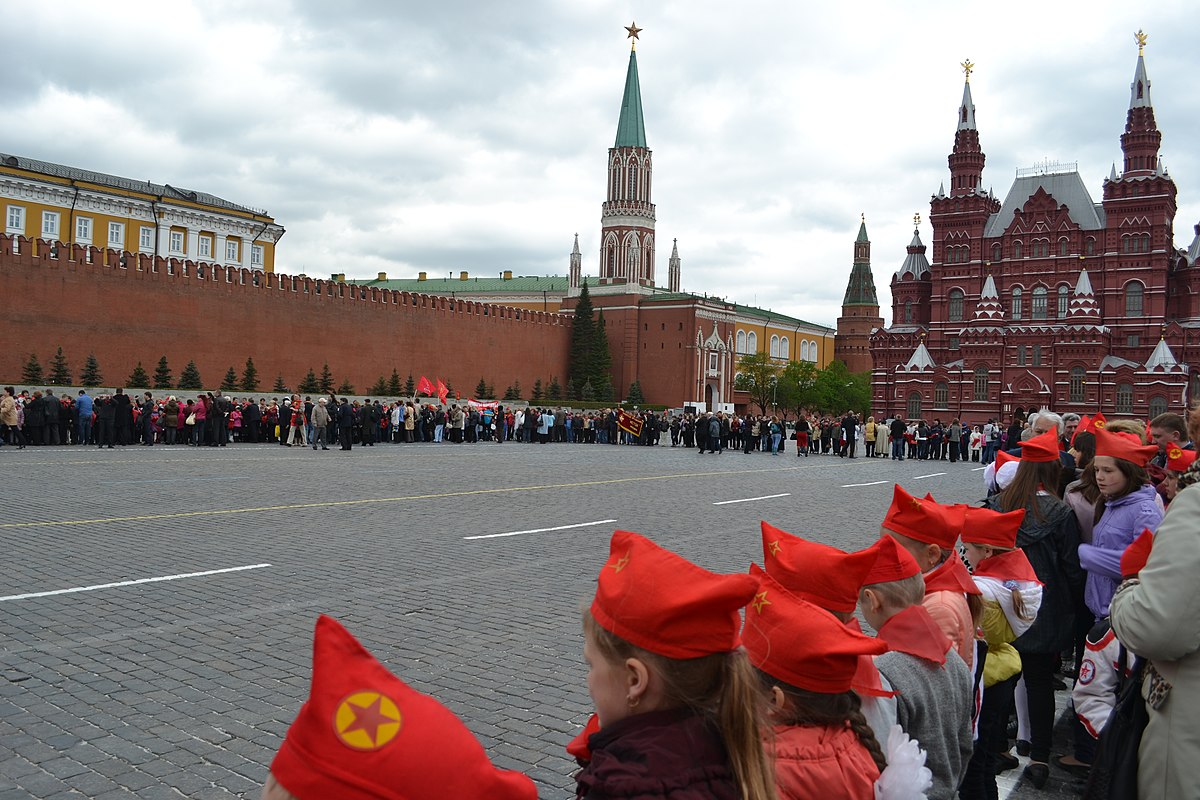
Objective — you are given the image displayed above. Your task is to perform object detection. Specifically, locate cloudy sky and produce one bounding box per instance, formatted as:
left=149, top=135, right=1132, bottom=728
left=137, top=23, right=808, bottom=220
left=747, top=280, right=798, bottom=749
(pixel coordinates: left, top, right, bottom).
left=6, top=0, right=1198, bottom=327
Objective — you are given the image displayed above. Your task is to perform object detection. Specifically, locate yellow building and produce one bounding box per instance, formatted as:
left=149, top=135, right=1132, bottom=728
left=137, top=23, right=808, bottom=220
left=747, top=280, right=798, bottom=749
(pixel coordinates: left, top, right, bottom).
left=1, top=152, right=284, bottom=271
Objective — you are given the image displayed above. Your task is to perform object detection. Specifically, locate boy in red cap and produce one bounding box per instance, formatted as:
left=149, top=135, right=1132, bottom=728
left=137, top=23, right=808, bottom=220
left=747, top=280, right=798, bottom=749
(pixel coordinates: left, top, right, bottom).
left=578, top=530, right=774, bottom=800
left=859, top=536, right=973, bottom=800
left=262, top=615, right=536, bottom=800
left=1161, top=443, right=1196, bottom=505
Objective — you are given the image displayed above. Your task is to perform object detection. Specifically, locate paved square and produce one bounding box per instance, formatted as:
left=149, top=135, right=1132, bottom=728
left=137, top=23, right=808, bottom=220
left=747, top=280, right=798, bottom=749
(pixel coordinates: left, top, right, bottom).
left=1, top=441, right=1078, bottom=798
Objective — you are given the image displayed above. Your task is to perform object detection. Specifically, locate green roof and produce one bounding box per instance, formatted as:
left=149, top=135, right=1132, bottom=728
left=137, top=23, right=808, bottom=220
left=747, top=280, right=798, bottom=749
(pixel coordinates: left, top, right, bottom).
left=856, top=219, right=869, bottom=243
left=614, top=51, right=647, bottom=148
left=345, top=275, right=571, bottom=293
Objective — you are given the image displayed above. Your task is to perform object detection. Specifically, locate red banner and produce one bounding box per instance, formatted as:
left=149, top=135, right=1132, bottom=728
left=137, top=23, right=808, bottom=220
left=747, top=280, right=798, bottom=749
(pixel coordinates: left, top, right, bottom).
left=617, top=409, right=643, bottom=437
left=416, top=375, right=434, bottom=396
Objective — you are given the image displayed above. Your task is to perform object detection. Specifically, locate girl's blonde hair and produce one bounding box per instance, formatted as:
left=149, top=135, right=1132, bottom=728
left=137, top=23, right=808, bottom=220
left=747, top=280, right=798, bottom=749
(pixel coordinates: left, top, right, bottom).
left=583, top=613, right=777, bottom=800
left=963, top=543, right=1035, bottom=621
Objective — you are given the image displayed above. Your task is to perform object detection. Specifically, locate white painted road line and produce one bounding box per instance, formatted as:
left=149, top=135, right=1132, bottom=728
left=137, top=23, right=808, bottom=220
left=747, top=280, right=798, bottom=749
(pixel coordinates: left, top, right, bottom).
left=465, top=519, right=617, bottom=540
left=0, top=563, right=272, bottom=602
left=973, top=466, right=987, bottom=471
left=101, top=475, right=253, bottom=485
left=713, top=493, right=791, bottom=506
left=913, top=472, right=947, bottom=479
left=841, top=481, right=889, bottom=488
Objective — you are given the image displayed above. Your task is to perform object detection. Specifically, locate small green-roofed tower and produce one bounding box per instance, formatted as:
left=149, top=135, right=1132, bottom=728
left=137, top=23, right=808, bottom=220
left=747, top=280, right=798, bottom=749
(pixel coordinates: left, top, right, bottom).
left=835, top=215, right=884, bottom=373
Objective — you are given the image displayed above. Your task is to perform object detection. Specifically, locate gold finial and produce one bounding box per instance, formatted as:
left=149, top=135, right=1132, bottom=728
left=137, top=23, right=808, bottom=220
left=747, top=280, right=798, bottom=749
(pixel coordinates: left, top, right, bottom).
left=626, top=21, right=642, bottom=50
left=861, top=212, right=865, bottom=223
left=913, top=212, right=921, bottom=230
left=1135, top=29, right=1147, bottom=56
left=961, top=59, right=974, bottom=82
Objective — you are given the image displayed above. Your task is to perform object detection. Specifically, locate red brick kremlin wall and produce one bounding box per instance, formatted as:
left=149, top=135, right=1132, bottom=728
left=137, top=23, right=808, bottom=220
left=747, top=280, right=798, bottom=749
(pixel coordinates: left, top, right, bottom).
left=0, top=235, right=571, bottom=396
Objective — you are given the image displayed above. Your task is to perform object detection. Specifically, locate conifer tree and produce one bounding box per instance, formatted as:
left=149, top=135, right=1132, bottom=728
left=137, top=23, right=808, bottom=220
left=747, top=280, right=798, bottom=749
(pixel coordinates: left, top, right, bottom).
left=369, top=376, right=389, bottom=395
left=178, top=361, right=203, bottom=390
left=503, top=384, right=519, bottom=401
left=581, top=379, right=596, bottom=401
left=387, top=369, right=403, bottom=396
left=80, top=354, right=103, bottom=387
left=221, top=367, right=239, bottom=391
left=22, top=353, right=44, bottom=384
left=48, top=347, right=72, bottom=385
left=319, top=364, right=335, bottom=393
left=486, top=382, right=496, bottom=400
left=405, top=373, right=415, bottom=396
left=299, top=369, right=320, bottom=393
left=272, top=374, right=288, bottom=393
left=592, top=309, right=613, bottom=390
left=626, top=380, right=645, bottom=405
left=127, top=362, right=150, bottom=388
left=474, top=378, right=488, bottom=399
left=337, top=379, right=355, bottom=395
left=531, top=378, right=544, bottom=402
left=153, top=356, right=174, bottom=389
left=568, top=282, right=596, bottom=391
left=240, top=357, right=260, bottom=391
left=547, top=376, right=562, bottom=401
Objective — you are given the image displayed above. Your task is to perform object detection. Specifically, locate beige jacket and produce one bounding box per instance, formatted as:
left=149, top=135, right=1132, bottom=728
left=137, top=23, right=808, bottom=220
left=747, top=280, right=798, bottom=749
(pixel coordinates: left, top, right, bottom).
left=1110, top=484, right=1200, bottom=800
left=0, top=394, right=16, bottom=426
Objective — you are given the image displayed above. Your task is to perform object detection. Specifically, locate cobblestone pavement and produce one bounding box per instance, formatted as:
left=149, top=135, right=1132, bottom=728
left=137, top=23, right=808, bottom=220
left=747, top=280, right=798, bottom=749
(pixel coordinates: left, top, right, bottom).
left=1, top=441, right=1083, bottom=798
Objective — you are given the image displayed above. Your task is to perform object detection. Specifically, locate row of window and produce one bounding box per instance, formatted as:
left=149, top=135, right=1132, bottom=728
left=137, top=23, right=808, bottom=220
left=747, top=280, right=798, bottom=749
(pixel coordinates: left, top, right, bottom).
left=907, top=384, right=1164, bottom=417
left=608, top=157, right=650, bottom=203
left=733, top=331, right=822, bottom=362
left=5, top=205, right=262, bottom=265
left=939, top=281, right=1146, bottom=322
left=951, top=235, right=1153, bottom=264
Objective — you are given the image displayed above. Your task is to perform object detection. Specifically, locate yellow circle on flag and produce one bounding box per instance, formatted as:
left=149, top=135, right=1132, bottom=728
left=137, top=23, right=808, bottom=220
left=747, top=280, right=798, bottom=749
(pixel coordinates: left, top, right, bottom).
left=334, top=691, right=403, bottom=751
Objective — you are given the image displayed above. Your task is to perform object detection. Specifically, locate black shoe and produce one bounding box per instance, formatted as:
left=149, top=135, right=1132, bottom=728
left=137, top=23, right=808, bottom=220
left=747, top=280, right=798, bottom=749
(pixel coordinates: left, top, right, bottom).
left=1023, top=762, right=1049, bottom=789
left=1055, top=755, right=1091, bottom=778
left=1052, top=676, right=1069, bottom=691
left=1016, top=739, right=1031, bottom=757
left=995, top=752, right=1019, bottom=773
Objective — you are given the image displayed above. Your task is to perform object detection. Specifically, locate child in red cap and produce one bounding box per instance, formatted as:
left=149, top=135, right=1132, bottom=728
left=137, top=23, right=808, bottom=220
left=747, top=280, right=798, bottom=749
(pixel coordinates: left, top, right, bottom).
left=1162, top=444, right=1197, bottom=505
left=956, top=507, right=1044, bottom=798
left=577, top=530, right=774, bottom=800
left=262, top=615, right=536, bottom=800
left=859, top=536, right=973, bottom=800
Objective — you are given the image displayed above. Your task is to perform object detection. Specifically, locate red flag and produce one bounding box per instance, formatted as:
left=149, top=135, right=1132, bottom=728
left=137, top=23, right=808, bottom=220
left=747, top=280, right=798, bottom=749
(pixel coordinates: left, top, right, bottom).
left=436, top=379, right=448, bottom=405
left=416, top=375, right=434, bottom=396
left=617, top=409, right=644, bottom=437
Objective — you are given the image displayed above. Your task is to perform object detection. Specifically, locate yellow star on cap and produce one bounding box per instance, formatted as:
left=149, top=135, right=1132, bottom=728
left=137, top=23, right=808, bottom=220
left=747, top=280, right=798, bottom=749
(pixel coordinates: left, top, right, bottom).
left=752, top=591, right=771, bottom=614
left=910, top=497, right=923, bottom=510
left=334, top=691, right=402, bottom=751
left=767, top=540, right=782, bottom=557
left=611, top=553, right=631, bottom=573
left=1168, top=446, right=1183, bottom=460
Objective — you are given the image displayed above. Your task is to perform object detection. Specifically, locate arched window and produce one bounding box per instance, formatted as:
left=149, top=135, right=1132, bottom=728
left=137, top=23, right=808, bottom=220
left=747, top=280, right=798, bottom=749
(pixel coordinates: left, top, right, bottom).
left=1057, top=284, right=1070, bottom=318
left=1141, top=233, right=1151, bottom=253
left=1124, top=282, right=1144, bottom=316
left=948, top=288, right=965, bottom=321
left=1070, top=367, right=1086, bottom=403
left=1148, top=396, right=1168, bottom=419
left=991, top=243, right=1002, bottom=262
left=747, top=331, right=758, bottom=353
left=770, top=335, right=780, bottom=358
left=1058, top=238, right=1069, bottom=257
left=1086, top=237, right=1096, bottom=255
left=1121, top=234, right=1131, bottom=254
left=809, top=340, right=819, bottom=362
left=628, top=160, right=638, bottom=199
left=780, top=337, right=789, bottom=360
left=1013, top=241, right=1023, bottom=259
left=904, top=300, right=913, bottom=324
left=907, top=391, right=923, bottom=419
left=736, top=330, right=746, bottom=354
left=934, top=382, right=949, bottom=408
left=1011, top=287, right=1023, bottom=320
left=1116, top=383, right=1134, bottom=414
left=799, top=339, right=809, bottom=361
left=973, top=367, right=989, bottom=401
left=1032, top=286, right=1048, bottom=320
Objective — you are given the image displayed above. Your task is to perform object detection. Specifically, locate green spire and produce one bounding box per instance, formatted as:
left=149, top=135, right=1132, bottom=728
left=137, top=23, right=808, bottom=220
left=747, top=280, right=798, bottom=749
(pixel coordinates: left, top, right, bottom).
left=843, top=218, right=879, bottom=306
left=614, top=50, right=647, bottom=148
left=856, top=215, right=869, bottom=243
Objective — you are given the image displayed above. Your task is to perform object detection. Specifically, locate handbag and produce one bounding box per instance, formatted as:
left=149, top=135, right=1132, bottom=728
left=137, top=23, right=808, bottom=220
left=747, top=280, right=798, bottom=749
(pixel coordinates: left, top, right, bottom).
left=185, top=413, right=196, bottom=426
left=1083, top=647, right=1148, bottom=800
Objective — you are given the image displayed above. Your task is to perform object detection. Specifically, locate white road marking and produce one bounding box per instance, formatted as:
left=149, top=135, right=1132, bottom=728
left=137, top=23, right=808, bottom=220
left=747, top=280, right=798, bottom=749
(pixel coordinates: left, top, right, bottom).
left=101, top=475, right=252, bottom=485
left=973, top=466, right=987, bottom=471
left=0, top=563, right=272, bottom=602
left=913, top=472, right=947, bottom=479
left=712, top=493, right=791, bottom=506
left=841, top=481, right=889, bottom=488
left=465, top=519, right=617, bottom=540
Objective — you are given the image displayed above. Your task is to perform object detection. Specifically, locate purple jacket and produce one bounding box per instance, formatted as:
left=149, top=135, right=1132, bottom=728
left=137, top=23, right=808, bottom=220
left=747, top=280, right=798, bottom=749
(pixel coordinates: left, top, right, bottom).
left=1079, top=483, right=1163, bottom=619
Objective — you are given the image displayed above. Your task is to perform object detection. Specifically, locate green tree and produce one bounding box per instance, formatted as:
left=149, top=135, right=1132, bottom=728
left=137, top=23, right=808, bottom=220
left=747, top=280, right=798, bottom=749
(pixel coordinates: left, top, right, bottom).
left=298, top=369, right=320, bottom=393
left=503, top=383, right=521, bottom=401
left=178, top=361, right=203, bottom=390
left=625, top=380, right=645, bottom=405
left=405, top=373, right=415, bottom=396
left=319, top=364, right=335, bottom=394
left=240, top=357, right=260, bottom=391
left=80, top=354, right=102, bottom=387
left=337, top=379, right=355, bottom=395
left=474, top=377, right=489, bottom=399
left=387, top=369, right=403, bottom=396
left=369, top=376, right=389, bottom=395
left=592, top=308, right=613, bottom=391
left=486, top=382, right=496, bottom=400
left=48, top=347, right=72, bottom=385
left=153, top=356, right=174, bottom=389
left=531, top=378, right=544, bottom=403
left=580, top=378, right=596, bottom=401
left=776, top=360, right=820, bottom=418
left=272, top=374, right=288, bottom=393
left=22, top=353, right=44, bottom=384
left=548, top=376, right=563, bottom=401
left=596, top=375, right=615, bottom=402
left=568, top=282, right=596, bottom=390
left=127, top=361, right=150, bottom=388
left=221, top=366, right=239, bottom=391
left=734, top=351, right=781, bottom=414
left=811, top=360, right=870, bottom=415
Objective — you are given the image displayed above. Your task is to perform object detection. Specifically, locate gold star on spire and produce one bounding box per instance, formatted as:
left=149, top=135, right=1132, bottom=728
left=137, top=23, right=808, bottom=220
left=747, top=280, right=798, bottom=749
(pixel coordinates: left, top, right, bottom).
left=626, top=21, right=642, bottom=50
left=961, top=58, right=974, bottom=83
left=1135, top=29, right=1148, bottom=55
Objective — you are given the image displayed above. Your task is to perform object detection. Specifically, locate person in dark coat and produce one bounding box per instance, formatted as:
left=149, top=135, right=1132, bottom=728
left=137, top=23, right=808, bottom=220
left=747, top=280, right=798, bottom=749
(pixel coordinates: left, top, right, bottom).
left=113, top=388, right=133, bottom=445
left=337, top=398, right=354, bottom=450
left=43, top=389, right=62, bottom=445
left=95, top=394, right=116, bottom=448
left=279, top=400, right=293, bottom=446
left=141, top=392, right=156, bottom=445
left=242, top=399, right=261, bottom=443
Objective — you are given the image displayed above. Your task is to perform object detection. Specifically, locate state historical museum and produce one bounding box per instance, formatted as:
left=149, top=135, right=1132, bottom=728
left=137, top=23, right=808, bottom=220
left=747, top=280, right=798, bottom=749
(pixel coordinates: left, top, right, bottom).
left=869, top=37, right=1199, bottom=422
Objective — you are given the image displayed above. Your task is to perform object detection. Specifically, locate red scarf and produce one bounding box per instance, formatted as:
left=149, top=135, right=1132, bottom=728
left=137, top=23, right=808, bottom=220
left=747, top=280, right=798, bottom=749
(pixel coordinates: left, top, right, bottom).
left=923, top=554, right=982, bottom=596
left=847, top=618, right=896, bottom=698
left=972, top=548, right=1041, bottom=585
left=876, top=605, right=950, bottom=666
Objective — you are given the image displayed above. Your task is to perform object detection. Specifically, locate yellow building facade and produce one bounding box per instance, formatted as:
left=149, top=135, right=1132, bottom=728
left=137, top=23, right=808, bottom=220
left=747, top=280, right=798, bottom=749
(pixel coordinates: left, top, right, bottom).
left=0, top=153, right=283, bottom=271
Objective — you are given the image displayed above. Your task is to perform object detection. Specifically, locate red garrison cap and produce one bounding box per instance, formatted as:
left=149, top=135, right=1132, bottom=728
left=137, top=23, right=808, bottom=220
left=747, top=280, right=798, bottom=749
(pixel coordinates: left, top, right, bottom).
left=591, top=530, right=761, bottom=659
left=863, top=535, right=922, bottom=585
left=1018, top=429, right=1061, bottom=463
left=882, top=484, right=958, bottom=550
left=961, top=506, right=1027, bottom=549
left=760, top=521, right=879, bottom=614
left=269, top=616, right=537, bottom=800
left=1166, top=445, right=1197, bottom=473
left=1094, top=428, right=1159, bottom=467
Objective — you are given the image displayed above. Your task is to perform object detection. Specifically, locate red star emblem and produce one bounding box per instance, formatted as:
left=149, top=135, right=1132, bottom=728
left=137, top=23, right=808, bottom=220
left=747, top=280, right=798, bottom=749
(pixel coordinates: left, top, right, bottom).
left=752, top=591, right=771, bottom=614
left=612, top=553, right=631, bottom=573
left=767, top=540, right=782, bottom=557
left=1168, top=445, right=1183, bottom=460
left=334, top=691, right=402, bottom=750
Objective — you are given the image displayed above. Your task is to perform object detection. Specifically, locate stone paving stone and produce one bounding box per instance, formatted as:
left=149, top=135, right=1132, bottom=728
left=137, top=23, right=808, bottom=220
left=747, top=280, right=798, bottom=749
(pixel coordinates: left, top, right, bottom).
left=0, top=442, right=1085, bottom=797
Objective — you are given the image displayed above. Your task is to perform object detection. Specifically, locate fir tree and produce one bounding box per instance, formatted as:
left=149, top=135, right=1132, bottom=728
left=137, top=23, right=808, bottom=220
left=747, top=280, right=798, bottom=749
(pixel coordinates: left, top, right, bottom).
left=319, top=364, right=335, bottom=393
left=153, top=356, right=174, bottom=389
left=568, top=282, right=596, bottom=391
left=178, top=361, right=203, bottom=390
left=127, top=362, right=150, bottom=388
left=626, top=380, right=645, bottom=405
left=337, top=379, right=355, bottom=395
left=272, top=374, right=288, bottom=393
left=486, top=382, right=496, bottom=400
left=80, top=354, right=102, bottom=387
left=22, top=353, right=44, bottom=384
left=405, top=373, right=415, bottom=396
left=299, top=369, right=320, bottom=393
left=596, top=375, right=615, bottom=402
left=547, top=376, right=562, bottom=401
left=240, top=357, right=260, bottom=392
left=369, top=376, right=389, bottom=395
left=531, top=378, right=544, bottom=402
left=48, top=347, right=72, bottom=385
left=221, top=366, right=239, bottom=391
left=474, top=377, right=488, bottom=399
left=581, top=378, right=596, bottom=401
left=503, top=384, right=519, bottom=401
left=592, top=309, right=613, bottom=390
left=387, top=369, right=403, bottom=396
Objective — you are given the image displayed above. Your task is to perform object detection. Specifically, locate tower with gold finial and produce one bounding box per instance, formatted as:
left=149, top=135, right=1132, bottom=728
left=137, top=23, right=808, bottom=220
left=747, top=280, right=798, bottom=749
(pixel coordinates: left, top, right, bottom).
left=569, top=232, right=582, bottom=289
left=599, top=22, right=657, bottom=288
left=835, top=215, right=884, bottom=373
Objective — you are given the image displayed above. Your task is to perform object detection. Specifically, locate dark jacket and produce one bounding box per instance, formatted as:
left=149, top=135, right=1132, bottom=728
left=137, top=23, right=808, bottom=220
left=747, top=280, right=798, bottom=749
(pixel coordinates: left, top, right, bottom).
left=575, top=709, right=739, bottom=800
left=337, top=401, right=354, bottom=429
left=988, top=492, right=1085, bottom=654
